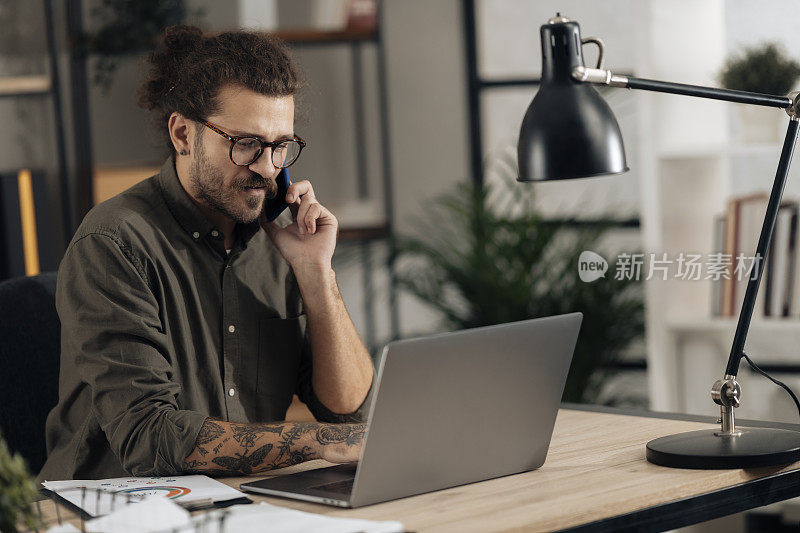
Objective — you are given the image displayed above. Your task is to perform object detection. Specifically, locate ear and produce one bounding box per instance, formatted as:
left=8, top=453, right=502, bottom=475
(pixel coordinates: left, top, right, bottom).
left=168, top=112, right=192, bottom=155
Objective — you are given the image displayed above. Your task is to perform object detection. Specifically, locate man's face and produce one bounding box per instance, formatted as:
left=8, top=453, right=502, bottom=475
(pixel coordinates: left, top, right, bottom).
left=189, top=85, right=295, bottom=225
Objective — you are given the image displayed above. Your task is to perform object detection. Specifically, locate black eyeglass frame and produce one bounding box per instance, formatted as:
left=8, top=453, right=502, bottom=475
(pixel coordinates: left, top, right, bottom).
left=199, top=120, right=306, bottom=168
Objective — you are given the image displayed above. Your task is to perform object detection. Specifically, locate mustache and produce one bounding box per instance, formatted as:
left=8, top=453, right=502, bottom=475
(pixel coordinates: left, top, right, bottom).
left=237, top=174, right=268, bottom=187
left=236, top=173, right=277, bottom=198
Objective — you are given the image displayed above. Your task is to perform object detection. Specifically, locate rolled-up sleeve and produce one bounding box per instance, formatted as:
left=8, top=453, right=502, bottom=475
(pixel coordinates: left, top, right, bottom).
left=58, top=232, right=207, bottom=476
left=294, top=331, right=374, bottom=423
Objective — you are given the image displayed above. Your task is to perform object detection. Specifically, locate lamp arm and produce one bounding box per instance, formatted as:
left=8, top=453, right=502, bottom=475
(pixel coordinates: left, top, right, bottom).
left=575, top=64, right=800, bottom=426
left=572, top=66, right=792, bottom=109
left=725, top=119, right=800, bottom=377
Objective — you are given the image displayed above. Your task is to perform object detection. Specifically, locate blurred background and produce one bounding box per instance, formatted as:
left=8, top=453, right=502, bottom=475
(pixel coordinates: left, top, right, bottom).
left=5, top=0, right=800, bottom=529
left=4, top=0, right=800, bottom=450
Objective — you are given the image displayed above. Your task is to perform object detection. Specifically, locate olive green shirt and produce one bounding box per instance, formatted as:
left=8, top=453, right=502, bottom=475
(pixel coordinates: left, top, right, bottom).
left=39, top=158, right=368, bottom=481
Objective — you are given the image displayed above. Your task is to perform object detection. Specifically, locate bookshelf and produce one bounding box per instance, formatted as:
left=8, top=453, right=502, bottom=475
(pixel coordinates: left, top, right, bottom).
left=638, top=2, right=800, bottom=422
left=0, top=0, right=73, bottom=281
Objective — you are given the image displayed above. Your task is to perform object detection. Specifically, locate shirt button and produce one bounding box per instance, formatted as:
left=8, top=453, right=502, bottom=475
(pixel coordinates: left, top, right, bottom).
left=228, top=388, right=235, bottom=397
left=211, top=230, right=219, bottom=237
left=192, top=231, right=200, bottom=239
left=228, top=325, right=236, bottom=333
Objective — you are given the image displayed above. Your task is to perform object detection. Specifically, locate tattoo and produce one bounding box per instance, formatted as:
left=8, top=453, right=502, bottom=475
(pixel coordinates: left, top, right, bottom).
left=232, top=423, right=284, bottom=448
left=271, top=423, right=316, bottom=467
left=213, top=436, right=231, bottom=454
left=196, top=420, right=225, bottom=446
left=279, top=446, right=316, bottom=467
left=185, top=421, right=365, bottom=474
left=212, top=443, right=274, bottom=474
left=317, top=424, right=366, bottom=446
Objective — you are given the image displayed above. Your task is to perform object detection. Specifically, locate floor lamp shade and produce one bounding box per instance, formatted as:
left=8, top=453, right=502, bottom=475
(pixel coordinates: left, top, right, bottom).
left=517, top=18, right=628, bottom=182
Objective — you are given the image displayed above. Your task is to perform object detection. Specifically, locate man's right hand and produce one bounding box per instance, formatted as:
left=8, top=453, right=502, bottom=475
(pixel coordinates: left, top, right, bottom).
left=183, top=419, right=366, bottom=475
left=315, top=424, right=366, bottom=463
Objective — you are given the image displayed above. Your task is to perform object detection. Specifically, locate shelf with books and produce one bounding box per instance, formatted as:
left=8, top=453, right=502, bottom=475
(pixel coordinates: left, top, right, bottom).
left=708, top=194, right=800, bottom=321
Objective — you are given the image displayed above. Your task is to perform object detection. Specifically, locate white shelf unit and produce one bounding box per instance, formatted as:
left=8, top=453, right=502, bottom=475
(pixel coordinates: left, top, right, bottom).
left=637, top=0, right=729, bottom=414
left=638, top=1, right=800, bottom=422
left=668, top=318, right=800, bottom=423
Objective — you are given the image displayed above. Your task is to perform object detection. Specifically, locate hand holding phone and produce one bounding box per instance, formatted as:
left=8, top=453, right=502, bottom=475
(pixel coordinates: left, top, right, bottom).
left=261, top=175, right=338, bottom=273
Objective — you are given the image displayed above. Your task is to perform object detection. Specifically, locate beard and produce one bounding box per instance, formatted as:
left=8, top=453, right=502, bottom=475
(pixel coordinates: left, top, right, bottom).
left=188, top=139, right=278, bottom=224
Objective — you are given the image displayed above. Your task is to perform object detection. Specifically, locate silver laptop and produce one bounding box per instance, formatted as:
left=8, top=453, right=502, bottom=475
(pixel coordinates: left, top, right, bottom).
left=241, top=312, right=582, bottom=508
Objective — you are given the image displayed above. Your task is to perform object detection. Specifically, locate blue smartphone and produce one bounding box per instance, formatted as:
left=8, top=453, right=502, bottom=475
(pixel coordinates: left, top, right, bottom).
left=263, top=168, right=291, bottom=221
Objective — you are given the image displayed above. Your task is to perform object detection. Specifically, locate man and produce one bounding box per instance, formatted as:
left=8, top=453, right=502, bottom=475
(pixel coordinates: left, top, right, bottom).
left=39, top=25, right=374, bottom=480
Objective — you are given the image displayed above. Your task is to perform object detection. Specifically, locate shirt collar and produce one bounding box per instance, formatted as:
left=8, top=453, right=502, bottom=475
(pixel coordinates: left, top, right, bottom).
left=155, top=157, right=261, bottom=247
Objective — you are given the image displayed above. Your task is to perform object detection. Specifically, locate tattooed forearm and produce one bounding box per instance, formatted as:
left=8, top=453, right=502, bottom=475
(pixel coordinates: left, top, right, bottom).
left=196, top=419, right=225, bottom=445
left=316, top=424, right=366, bottom=446
left=184, top=418, right=367, bottom=475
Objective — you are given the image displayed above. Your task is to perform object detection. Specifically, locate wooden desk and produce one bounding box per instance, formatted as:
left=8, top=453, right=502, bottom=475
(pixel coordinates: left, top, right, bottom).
left=37, top=407, right=800, bottom=532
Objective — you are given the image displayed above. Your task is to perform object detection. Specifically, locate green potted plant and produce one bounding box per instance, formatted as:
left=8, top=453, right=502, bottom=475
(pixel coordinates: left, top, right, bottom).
left=0, top=434, right=40, bottom=532
left=393, top=157, right=645, bottom=404
left=720, top=42, right=800, bottom=143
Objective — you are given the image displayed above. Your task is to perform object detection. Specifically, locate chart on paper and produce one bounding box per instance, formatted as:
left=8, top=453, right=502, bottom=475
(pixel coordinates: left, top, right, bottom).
left=42, top=475, right=245, bottom=517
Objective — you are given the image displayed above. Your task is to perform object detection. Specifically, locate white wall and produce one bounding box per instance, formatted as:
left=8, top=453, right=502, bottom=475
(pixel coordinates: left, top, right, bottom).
left=724, top=0, right=800, bottom=200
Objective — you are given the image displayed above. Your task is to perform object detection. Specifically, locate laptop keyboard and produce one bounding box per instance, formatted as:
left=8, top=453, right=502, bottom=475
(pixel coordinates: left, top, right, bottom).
left=309, top=478, right=355, bottom=494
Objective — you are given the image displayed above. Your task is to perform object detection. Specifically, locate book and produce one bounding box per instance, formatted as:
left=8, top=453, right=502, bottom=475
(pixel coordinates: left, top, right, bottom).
left=783, top=203, right=799, bottom=316
left=711, top=215, right=726, bottom=317
left=721, top=199, right=737, bottom=316
left=764, top=202, right=798, bottom=317
left=723, top=193, right=769, bottom=318
left=0, top=169, right=59, bottom=281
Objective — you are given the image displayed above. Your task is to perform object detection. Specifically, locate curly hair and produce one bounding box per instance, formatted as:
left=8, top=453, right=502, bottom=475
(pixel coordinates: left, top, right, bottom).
left=138, top=25, right=302, bottom=152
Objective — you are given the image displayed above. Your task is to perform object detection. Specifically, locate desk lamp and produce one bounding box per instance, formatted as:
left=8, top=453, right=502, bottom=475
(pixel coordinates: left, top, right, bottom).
left=518, top=14, right=800, bottom=468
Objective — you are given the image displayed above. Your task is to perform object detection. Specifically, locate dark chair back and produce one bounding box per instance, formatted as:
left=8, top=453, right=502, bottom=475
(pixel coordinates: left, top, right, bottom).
left=0, top=272, right=59, bottom=475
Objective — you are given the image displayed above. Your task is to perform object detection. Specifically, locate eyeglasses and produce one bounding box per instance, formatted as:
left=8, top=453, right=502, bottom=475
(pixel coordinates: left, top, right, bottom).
left=199, top=120, right=306, bottom=168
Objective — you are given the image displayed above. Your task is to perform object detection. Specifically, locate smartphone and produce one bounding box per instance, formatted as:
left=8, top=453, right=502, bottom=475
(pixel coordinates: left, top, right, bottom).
left=263, top=168, right=291, bottom=222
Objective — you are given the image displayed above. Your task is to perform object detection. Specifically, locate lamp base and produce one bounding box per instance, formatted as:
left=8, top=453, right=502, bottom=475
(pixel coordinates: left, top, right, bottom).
left=646, top=427, right=800, bottom=469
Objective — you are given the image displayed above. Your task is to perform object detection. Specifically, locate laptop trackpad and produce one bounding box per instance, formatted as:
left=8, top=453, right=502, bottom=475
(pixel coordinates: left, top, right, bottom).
left=245, top=462, right=357, bottom=492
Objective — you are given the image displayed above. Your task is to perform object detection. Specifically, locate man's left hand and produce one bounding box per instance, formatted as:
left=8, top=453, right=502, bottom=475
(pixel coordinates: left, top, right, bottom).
left=261, top=179, right=338, bottom=274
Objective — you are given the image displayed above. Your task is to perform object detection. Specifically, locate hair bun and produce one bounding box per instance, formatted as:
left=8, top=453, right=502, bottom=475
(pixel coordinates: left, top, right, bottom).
left=163, top=25, right=203, bottom=55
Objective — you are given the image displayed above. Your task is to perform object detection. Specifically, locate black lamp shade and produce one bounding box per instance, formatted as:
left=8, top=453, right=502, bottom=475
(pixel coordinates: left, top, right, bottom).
left=518, top=20, right=628, bottom=181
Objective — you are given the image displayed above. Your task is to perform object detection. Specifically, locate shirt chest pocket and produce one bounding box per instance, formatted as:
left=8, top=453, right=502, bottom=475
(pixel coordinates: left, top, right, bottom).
left=256, top=315, right=306, bottom=397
